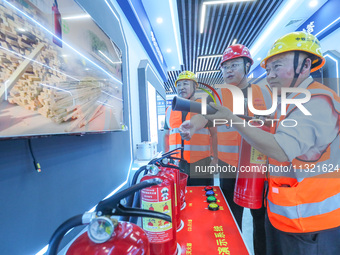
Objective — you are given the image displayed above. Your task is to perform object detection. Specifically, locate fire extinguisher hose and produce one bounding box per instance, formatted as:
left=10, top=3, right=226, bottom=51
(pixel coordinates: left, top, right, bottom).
left=121, top=165, right=148, bottom=222
left=131, top=165, right=148, bottom=187
left=47, top=214, right=83, bottom=255
left=48, top=179, right=170, bottom=254
left=172, top=96, right=253, bottom=120
left=127, top=166, right=148, bottom=223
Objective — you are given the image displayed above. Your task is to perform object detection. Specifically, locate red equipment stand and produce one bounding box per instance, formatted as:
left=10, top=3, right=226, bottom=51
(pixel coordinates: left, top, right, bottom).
left=177, top=186, right=250, bottom=255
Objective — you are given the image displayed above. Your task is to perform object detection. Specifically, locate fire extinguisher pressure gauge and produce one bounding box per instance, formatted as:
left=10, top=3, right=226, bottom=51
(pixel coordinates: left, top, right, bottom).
left=88, top=216, right=115, bottom=243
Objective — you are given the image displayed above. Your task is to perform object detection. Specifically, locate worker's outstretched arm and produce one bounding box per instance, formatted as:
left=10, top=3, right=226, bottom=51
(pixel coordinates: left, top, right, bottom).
left=204, top=103, right=289, bottom=162
left=179, top=114, right=208, bottom=141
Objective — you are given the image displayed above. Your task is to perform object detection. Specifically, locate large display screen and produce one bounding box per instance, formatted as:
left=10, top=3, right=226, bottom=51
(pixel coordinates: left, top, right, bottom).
left=0, top=0, right=125, bottom=139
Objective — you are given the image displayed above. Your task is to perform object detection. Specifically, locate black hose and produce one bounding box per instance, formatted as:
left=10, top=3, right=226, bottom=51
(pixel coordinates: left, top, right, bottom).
left=121, top=166, right=148, bottom=221
left=129, top=166, right=149, bottom=223
left=129, top=191, right=141, bottom=224
left=131, top=165, right=147, bottom=187
left=47, top=215, right=83, bottom=255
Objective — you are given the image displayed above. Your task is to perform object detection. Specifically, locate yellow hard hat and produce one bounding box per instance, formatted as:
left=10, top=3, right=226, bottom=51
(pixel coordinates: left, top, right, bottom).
left=260, top=31, right=325, bottom=72
left=175, top=71, right=198, bottom=87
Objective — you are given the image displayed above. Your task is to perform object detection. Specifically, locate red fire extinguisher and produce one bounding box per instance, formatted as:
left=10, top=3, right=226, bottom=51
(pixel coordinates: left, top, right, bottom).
left=125, top=148, right=183, bottom=227
left=160, top=156, right=188, bottom=211
left=234, top=123, right=270, bottom=209
left=47, top=178, right=171, bottom=255
left=159, top=159, right=181, bottom=230
left=140, top=165, right=178, bottom=255
left=52, top=0, right=62, bottom=47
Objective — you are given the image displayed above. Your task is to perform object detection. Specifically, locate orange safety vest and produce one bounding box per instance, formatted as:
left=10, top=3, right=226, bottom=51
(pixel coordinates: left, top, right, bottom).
left=267, top=81, right=340, bottom=233
left=165, top=99, right=211, bottom=163
left=217, top=84, right=272, bottom=167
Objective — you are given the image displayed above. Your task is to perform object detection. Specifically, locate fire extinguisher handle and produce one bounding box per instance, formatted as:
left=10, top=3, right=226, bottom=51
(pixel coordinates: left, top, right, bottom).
left=161, top=147, right=183, bottom=158
left=157, top=162, right=185, bottom=173
left=166, top=156, right=184, bottom=161
left=96, top=178, right=163, bottom=215
left=148, top=149, right=182, bottom=165
left=115, top=204, right=172, bottom=222
left=166, top=156, right=188, bottom=164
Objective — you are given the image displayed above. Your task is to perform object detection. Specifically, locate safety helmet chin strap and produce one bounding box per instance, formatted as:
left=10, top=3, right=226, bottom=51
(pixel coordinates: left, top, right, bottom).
left=289, top=51, right=308, bottom=88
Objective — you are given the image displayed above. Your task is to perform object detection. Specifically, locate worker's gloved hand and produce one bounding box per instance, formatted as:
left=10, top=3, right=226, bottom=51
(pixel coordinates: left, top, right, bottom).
left=179, top=120, right=194, bottom=141
left=204, top=102, right=233, bottom=124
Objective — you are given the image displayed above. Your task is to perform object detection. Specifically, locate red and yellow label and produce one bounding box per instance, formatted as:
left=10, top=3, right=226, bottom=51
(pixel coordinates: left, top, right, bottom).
left=250, top=147, right=267, bottom=164
left=141, top=185, right=173, bottom=243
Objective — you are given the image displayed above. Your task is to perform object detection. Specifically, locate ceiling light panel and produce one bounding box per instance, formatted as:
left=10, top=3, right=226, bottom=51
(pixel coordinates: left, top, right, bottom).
left=200, top=0, right=255, bottom=33
left=164, top=0, right=284, bottom=94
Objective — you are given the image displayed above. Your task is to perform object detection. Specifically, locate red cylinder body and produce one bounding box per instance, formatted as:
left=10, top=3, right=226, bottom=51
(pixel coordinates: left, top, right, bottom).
left=179, top=172, right=188, bottom=210
left=52, top=5, right=62, bottom=47
left=66, top=222, right=150, bottom=255
left=159, top=166, right=181, bottom=230
left=234, top=125, right=269, bottom=209
left=140, top=173, right=177, bottom=255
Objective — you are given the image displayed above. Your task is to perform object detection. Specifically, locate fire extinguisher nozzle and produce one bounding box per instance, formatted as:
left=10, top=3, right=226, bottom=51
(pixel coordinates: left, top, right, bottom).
left=148, top=178, right=162, bottom=185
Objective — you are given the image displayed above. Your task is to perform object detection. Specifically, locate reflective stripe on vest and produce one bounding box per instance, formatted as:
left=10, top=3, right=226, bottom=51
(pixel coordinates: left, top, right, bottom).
left=169, top=144, right=182, bottom=151
left=268, top=192, right=340, bottom=219
left=169, top=128, right=179, bottom=135
left=170, top=144, right=211, bottom=152
left=217, top=145, right=239, bottom=153
left=170, top=127, right=209, bottom=137
left=217, top=84, right=271, bottom=166
left=267, top=81, right=340, bottom=233
left=167, top=101, right=210, bottom=163
left=195, top=128, right=210, bottom=135
left=184, top=144, right=211, bottom=151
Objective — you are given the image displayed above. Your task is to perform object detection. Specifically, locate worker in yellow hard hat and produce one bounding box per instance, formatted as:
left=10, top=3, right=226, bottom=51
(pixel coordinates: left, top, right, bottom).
left=164, top=71, right=213, bottom=186
left=174, top=70, right=198, bottom=99
left=183, top=31, right=340, bottom=254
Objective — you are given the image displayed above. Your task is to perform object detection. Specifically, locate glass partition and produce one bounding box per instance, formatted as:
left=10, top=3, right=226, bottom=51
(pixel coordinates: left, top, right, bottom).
left=157, top=92, right=165, bottom=130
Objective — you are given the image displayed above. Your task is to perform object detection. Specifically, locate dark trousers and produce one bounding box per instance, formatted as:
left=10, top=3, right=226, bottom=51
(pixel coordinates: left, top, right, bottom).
left=179, top=157, right=214, bottom=186
left=219, top=160, right=266, bottom=255
left=219, top=159, right=244, bottom=229
left=265, top=212, right=340, bottom=255
left=220, top=177, right=244, bottom=229
left=251, top=207, right=266, bottom=255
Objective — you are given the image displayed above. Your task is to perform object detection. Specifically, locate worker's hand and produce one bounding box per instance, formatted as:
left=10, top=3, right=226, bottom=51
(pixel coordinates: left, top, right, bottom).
left=179, top=120, right=194, bottom=141
left=204, top=102, right=233, bottom=124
